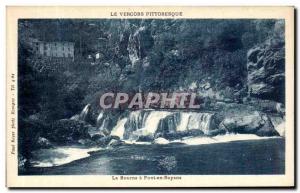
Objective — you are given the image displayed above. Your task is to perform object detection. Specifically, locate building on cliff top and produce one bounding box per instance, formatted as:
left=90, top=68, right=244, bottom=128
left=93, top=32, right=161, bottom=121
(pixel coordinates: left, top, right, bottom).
left=30, top=39, right=75, bottom=61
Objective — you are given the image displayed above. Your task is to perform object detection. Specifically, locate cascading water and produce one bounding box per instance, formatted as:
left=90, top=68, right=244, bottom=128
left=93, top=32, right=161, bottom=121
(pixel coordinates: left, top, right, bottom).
left=131, top=111, right=172, bottom=138
left=110, top=110, right=214, bottom=141
left=110, top=118, right=128, bottom=139
left=122, top=110, right=150, bottom=139
left=127, top=33, right=140, bottom=67
left=96, top=111, right=104, bottom=126
left=79, top=104, right=90, bottom=121
left=127, top=26, right=146, bottom=67
left=184, top=113, right=213, bottom=134
left=176, top=113, right=191, bottom=132
left=127, top=110, right=148, bottom=131
left=98, top=117, right=110, bottom=135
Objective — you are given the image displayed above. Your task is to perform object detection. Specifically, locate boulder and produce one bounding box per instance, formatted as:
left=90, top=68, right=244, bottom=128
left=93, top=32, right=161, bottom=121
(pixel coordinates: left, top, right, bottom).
left=91, top=133, right=105, bottom=141
left=219, top=111, right=279, bottom=136
left=136, top=135, right=154, bottom=142
left=86, top=125, right=100, bottom=137
left=35, top=137, right=53, bottom=149
left=206, top=128, right=227, bottom=137
left=108, top=139, right=124, bottom=147
left=78, top=139, right=96, bottom=146
left=95, top=135, right=120, bottom=147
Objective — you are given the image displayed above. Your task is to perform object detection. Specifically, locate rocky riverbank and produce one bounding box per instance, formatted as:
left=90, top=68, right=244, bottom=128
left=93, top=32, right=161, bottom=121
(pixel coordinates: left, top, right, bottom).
left=18, top=97, right=285, bottom=173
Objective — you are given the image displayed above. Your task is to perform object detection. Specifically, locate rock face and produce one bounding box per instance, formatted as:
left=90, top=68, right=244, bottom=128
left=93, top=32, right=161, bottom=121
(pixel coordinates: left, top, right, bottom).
left=247, top=38, right=285, bottom=103
left=219, top=111, right=279, bottom=136
left=127, top=25, right=154, bottom=64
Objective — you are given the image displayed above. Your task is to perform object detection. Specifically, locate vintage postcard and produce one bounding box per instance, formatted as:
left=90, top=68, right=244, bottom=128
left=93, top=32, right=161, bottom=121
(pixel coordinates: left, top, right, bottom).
left=6, top=6, right=294, bottom=187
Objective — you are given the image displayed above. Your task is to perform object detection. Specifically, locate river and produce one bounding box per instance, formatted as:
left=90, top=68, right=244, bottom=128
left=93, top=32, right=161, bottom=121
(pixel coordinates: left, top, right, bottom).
left=21, top=137, right=285, bottom=175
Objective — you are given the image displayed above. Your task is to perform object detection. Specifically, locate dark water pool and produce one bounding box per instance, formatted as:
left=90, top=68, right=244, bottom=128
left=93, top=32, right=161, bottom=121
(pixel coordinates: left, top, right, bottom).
left=21, top=138, right=285, bottom=175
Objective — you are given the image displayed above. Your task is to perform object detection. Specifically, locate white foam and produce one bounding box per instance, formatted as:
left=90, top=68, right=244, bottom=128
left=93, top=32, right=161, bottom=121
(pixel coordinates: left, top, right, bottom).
left=124, top=133, right=279, bottom=146
left=174, top=134, right=280, bottom=145
left=153, top=137, right=170, bottom=144
left=32, top=134, right=281, bottom=168
left=270, top=116, right=285, bottom=137
left=123, top=140, right=151, bottom=145
left=275, top=122, right=285, bottom=137
left=32, top=146, right=102, bottom=167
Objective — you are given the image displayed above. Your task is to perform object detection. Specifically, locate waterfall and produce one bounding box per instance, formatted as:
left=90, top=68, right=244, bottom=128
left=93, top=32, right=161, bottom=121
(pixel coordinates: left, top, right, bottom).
left=99, top=117, right=107, bottom=130
left=96, top=111, right=104, bottom=126
left=128, top=111, right=172, bottom=139
left=127, top=26, right=146, bottom=66
left=139, top=111, right=172, bottom=135
left=123, top=110, right=150, bottom=139
left=110, top=110, right=214, bottom=141
left=176, top=113, right=191, bottom=132
left=110, top=118, right=128, bottom=139
left=98, top=117, right=110, bottom=135
left=105, top=109, right=280, bottom=145
left=184, top=113, right=213, bottom=134
left=79, top=104, right=90, bottom=121
left=127, top=34, right=140, bottom=66
left=126, top=110, right=149, bottom=131
left=174, top=112, right=213, bottom=134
